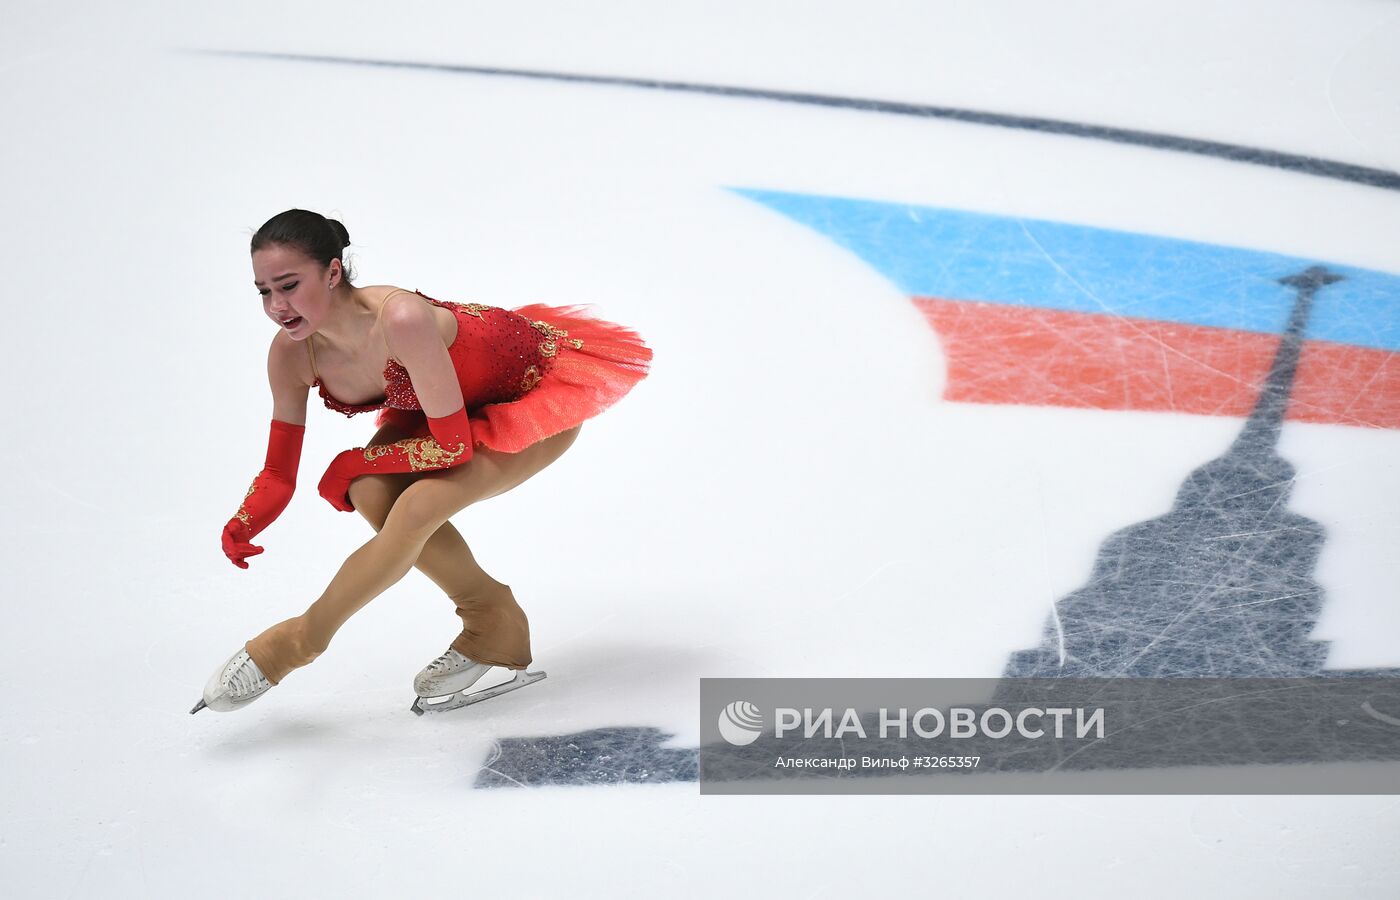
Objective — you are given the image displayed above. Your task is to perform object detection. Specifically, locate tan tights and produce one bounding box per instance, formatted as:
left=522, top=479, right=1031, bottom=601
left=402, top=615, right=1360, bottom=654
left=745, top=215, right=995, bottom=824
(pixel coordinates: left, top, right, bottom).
left=244, top=424, right=582, bottom=685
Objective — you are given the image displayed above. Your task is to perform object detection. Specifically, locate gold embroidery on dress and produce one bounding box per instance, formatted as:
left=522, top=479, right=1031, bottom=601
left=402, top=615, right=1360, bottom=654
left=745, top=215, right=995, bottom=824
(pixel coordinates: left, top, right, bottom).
left=456, top=302, right=493, bottom=319
left=530, top=319, right=569, bottom=339
left=234, top=480, right=256, bottom=524
left=520, top=365, right=542, bottom=392
left=529, top=318, right=580, bottom=356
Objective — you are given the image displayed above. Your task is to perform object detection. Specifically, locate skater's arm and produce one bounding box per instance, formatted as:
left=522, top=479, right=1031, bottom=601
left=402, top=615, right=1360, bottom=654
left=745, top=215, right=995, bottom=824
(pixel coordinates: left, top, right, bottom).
left=267, top=327, right=311, bottom=427
left=316, top=296, right=474, bottom=512
left=221, top=334, right=312, bottom=568
left=316, top=409, right=473, bottom=512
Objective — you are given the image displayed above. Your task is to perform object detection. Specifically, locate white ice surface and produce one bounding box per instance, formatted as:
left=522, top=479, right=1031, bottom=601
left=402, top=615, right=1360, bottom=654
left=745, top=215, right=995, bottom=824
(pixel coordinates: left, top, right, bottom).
left=2, top=1, right=1399, bottom=897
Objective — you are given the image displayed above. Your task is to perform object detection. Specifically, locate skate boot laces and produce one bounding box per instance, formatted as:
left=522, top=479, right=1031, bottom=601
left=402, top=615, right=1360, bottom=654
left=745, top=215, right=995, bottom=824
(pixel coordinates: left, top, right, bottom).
left=227, top=652, right=271, bottom=699
left=427, top=649, right=468, bottom=674
left=415, top=648, right=491, bottom=698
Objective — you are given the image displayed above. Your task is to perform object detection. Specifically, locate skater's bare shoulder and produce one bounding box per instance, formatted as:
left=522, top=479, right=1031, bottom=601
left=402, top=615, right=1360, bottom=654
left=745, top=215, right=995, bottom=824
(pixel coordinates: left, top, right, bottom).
left=265, top=329, right=313, bottom=424
left=267, top=328, right=314, bottom=386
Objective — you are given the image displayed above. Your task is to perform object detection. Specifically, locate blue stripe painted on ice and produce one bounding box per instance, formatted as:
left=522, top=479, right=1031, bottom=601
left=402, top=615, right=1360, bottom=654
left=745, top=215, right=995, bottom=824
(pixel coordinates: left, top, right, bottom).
left=731, top=188, right=1400, bottom=353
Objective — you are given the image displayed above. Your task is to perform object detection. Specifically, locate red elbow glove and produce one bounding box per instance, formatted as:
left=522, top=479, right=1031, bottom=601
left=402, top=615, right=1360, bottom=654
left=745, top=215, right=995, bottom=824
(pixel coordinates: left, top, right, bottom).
left=222, top=419, right=305, bottom=568
left=317, top=408, right=474, bottom=512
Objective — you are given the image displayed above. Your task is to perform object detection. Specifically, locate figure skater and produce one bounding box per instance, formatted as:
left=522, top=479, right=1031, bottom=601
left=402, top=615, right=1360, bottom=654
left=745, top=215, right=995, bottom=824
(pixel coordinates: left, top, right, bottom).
left=191, top=209, right=652, bottom=715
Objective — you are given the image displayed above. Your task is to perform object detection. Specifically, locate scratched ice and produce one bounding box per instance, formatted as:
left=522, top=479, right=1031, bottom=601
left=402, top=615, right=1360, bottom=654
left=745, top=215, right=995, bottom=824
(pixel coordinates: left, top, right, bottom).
left=482, top=266, right=1399, bottom=789
left=8, top=5, right=1400, bottom=895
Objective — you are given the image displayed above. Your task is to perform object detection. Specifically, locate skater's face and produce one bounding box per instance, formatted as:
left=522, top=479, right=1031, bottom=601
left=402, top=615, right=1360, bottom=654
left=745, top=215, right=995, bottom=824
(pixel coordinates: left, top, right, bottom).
left=252, top=244, right=341, bottom=340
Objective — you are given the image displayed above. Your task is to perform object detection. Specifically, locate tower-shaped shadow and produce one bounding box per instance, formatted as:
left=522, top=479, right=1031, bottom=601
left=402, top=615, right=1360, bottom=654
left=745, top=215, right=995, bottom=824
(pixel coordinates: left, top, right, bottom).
left=479, top=268, right=1400, bottom=789
left=1004, top=266, right=1394, bottom=678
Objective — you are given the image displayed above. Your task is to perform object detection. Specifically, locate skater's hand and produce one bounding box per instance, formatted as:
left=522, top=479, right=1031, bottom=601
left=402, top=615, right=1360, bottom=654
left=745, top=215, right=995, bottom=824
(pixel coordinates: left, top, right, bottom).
left=315, top=414, right=474, bottom=516
left=221, top=519, right=265, bottom=569
left=317, top=452, right=359, bottom=513
left=222, top=427, right=301, bottom=567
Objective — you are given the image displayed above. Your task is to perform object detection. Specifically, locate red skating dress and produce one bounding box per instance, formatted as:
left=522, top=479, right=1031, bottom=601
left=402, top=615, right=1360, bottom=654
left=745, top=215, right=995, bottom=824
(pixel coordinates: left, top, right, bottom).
left=314, top=289, right=652, bottom=450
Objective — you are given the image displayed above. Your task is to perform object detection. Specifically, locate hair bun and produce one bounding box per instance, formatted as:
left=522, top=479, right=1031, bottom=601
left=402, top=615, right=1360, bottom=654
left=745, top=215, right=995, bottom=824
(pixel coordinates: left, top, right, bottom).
left=327, top=217, right=351, bottom=249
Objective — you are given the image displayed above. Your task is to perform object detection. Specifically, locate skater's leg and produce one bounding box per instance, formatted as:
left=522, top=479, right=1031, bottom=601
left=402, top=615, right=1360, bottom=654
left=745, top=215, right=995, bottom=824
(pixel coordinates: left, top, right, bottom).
left=245, top=425, right=581, bottom=683
left=344, top=472, right=534, bottom=669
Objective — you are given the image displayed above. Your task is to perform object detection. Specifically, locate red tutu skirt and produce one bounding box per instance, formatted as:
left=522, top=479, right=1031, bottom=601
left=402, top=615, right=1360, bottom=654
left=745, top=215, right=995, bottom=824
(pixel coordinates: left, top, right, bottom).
left=376, top=302, right=653, bottom=453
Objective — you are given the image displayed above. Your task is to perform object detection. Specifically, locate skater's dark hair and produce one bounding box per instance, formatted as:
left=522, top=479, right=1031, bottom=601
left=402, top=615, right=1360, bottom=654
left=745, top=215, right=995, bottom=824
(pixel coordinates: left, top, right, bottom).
left=250, top=209, right=356, bottom=283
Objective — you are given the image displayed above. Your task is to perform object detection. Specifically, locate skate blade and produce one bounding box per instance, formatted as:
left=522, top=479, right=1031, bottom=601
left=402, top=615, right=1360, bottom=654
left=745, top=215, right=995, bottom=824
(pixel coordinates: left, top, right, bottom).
left=410, top=669, right=547, bottom=716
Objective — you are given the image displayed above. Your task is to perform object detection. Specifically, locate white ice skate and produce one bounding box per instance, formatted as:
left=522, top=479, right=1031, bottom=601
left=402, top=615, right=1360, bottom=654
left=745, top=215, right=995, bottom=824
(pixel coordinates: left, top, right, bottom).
left=410, top=647, right=547, bottom=716
left=190, top=646, right=275, bottom=714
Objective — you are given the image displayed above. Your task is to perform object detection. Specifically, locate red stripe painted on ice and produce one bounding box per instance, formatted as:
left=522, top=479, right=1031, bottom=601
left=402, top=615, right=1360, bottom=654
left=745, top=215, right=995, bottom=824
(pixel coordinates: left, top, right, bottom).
left=912, top=296, right=1400, bottom=430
